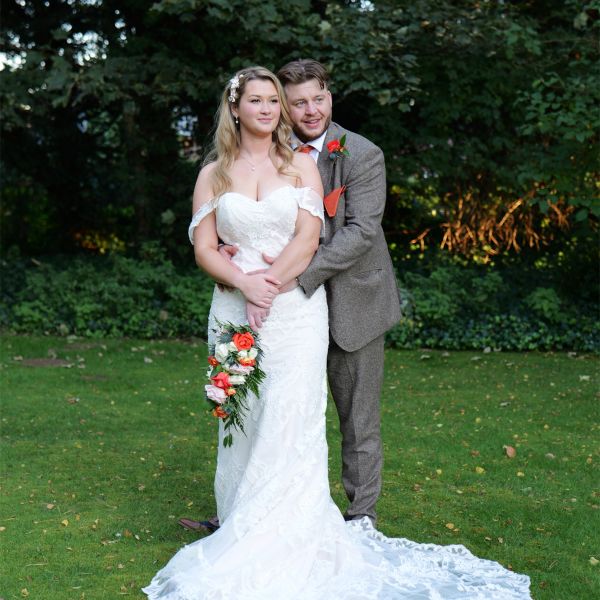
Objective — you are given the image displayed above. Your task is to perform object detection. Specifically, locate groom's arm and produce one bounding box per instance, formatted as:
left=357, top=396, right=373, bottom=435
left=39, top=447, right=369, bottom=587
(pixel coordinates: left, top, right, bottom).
left=298, top=144, right=387, bottom=297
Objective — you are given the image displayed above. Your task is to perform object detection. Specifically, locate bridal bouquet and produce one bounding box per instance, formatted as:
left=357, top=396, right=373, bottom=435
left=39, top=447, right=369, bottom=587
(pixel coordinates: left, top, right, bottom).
left=205, top=321, right=265, bottom=447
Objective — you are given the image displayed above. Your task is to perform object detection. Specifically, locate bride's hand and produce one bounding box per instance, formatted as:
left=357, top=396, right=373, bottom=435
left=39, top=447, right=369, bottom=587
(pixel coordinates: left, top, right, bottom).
left=237, top=273, right=280, bottom=308
left=246, top=302, right=269, bottom=329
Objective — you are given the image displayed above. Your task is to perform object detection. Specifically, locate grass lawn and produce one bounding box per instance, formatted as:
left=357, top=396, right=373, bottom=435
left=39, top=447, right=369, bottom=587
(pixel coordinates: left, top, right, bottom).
left=1, top=334, right=598, bottom=599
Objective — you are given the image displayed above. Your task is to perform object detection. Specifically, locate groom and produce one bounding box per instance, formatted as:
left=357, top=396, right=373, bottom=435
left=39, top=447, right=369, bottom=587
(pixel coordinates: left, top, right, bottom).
left=278, top=59, right=401, bottom=524
left=180, top=59, right=400, bottom=532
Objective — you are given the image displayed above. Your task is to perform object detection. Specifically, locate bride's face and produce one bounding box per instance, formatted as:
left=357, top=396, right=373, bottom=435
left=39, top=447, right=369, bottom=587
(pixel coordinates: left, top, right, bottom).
left=284, top=78, right=332, bottom=142
left=234, top=79, right=281, bottom=135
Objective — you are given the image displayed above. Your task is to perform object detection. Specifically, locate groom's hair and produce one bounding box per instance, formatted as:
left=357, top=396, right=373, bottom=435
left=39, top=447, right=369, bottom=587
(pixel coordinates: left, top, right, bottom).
left=277, top=59, right=330, bottom=90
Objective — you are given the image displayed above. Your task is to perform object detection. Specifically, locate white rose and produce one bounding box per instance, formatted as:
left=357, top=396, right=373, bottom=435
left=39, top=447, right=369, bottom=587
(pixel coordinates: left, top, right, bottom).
left=228, top=374, right=246, bottom=385
left=238, top=350, right=249, bottom=359
left=215, top=343, right=230, bottom=362
left=228, top=341, right=238, bottom=352
left=248, top=348, right=258, bottom=359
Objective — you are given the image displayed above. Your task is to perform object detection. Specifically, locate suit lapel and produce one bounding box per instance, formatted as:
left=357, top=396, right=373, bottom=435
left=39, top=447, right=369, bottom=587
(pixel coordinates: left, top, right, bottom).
left=317, top=123, right=341, bottom=194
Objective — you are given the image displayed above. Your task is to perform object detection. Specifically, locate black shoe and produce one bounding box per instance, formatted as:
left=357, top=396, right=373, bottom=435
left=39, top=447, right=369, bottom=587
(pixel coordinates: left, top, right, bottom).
left=178, top=516, right=220, bottom=533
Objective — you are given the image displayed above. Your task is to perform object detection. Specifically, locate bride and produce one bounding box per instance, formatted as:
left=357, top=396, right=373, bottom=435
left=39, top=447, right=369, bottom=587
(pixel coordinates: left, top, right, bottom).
left=143, top=66, right=531, bottom=599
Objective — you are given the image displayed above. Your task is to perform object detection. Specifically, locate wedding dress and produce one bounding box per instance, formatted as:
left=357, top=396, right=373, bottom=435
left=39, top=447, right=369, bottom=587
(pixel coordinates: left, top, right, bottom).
left=143, top=185, right=531, bottom=599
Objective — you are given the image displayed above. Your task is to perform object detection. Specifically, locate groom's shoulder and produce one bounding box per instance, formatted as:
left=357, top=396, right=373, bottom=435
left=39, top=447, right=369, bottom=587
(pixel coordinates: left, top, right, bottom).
left=331, top=122, right=382, bottom=158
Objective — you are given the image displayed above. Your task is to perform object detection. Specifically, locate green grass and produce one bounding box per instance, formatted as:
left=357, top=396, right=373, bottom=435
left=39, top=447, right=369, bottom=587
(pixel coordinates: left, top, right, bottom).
left=1, top=335, right=598, bottom=599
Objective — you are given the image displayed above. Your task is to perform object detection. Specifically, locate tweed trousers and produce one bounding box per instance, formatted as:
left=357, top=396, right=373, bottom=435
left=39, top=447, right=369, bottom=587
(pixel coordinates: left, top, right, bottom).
left=327, top=333, right=385, bottom=522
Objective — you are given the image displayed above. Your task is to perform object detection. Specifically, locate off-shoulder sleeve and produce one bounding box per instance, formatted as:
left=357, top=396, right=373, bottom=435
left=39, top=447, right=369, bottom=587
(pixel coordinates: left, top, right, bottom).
left=296, top=187, right=324, bottom=223
left=188, top=198, right=218, bottom=245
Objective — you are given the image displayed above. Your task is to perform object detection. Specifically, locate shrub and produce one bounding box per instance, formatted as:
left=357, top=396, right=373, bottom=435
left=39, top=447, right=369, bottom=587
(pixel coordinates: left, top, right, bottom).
left=0, top=252, right=214, bottom=339
left=1, top=252, right=598, bottom=351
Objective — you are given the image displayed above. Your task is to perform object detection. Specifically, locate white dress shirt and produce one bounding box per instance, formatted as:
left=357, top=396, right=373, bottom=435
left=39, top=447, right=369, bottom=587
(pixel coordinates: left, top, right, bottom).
left=291, top=131, right=327, bottom=163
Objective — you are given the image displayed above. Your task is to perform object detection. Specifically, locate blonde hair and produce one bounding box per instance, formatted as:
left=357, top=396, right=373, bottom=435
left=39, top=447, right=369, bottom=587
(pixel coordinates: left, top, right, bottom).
left=204, top=66, right=296, bottom=198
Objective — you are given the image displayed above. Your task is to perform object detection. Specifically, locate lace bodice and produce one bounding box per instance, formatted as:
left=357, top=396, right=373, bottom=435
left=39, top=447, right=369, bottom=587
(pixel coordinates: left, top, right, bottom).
left=188, top=185, right=323, bottom=273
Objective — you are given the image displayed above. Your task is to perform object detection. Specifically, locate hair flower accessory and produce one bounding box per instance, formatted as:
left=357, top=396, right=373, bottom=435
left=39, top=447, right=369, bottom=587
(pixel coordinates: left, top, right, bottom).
left=327, top=134, right=350, bottom=160
left=228, top=73, right=243, bottom=103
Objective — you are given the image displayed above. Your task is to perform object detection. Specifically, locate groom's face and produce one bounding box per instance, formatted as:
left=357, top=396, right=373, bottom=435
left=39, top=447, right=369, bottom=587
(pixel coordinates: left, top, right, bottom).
left=284, top=78, right=332, bottom=143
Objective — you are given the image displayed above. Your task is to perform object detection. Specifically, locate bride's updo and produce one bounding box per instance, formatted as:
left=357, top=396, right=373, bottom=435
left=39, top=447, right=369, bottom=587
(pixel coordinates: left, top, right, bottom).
left=206, top=66, right=295, bottom=197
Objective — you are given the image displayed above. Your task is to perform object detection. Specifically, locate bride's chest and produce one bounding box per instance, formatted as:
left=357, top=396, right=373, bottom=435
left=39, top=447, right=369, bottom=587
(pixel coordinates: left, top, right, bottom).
left=216, top=193, right=298, bottom=242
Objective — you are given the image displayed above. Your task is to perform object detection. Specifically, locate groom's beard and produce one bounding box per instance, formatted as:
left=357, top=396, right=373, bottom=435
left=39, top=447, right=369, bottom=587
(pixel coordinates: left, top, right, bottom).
left=293, top=115, right=331, bottom=144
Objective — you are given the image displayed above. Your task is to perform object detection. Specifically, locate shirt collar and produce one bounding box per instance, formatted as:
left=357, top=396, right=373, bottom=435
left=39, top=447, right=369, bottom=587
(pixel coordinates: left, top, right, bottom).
left=291, top=130, right=327, bottom=153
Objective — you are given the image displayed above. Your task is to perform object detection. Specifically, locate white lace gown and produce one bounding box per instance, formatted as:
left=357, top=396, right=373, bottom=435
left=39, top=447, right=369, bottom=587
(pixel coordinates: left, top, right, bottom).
left=143, top=185, right=531, bottom=599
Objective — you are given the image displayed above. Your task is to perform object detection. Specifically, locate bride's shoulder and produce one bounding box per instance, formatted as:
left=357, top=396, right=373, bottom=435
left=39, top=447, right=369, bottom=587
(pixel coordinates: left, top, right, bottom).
left=290, top=152, right=313, bottom=170
left=290, top=153, right=322, bottom=195
left=192, top=162, right=218, bottom=211
left=290, top=152, right=318, bottom=178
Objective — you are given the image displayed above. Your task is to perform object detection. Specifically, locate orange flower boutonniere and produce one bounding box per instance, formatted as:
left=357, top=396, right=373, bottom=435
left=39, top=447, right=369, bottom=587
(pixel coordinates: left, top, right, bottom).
left=327, top=134, right=350, bottom=161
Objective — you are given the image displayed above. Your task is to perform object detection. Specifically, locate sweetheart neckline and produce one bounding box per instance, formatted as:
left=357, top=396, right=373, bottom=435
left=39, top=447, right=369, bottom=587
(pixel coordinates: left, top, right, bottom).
left=221, top=185, right=296, bottom=204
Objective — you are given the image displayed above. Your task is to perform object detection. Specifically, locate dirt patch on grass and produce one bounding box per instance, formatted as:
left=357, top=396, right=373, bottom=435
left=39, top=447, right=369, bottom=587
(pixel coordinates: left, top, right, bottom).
left=20, top=358, right=73, bottom=368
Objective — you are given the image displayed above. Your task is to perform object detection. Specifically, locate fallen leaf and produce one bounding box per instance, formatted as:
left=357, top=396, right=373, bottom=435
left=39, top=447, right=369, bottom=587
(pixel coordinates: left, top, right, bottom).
left=590, top=556, right=599, bottom=566
left=445, top=522, right=455, bottom=530
left=46, top=503, right=55, bottom=510
left=0, top=526, right=6, bottom=532
left=21, top=589, right=29, bottom=597
left=503, top=445, right=517, bottom=458
left=517, top=471, right=525, bottom=477
left=61, top=519, right=69, bottom=527
left=470, top=450, right=480, bottom=457
left=545, top=453, right=556, bottom=460
left=475, top=466, right=485, bottom=474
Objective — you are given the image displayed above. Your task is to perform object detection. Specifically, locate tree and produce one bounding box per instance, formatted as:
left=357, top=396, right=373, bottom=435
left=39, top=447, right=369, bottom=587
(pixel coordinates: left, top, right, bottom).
left=1, top=0, right=597, bottom=261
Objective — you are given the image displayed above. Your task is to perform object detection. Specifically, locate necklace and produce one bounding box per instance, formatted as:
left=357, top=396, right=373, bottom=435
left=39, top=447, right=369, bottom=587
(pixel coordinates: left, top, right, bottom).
left=239, top=152, right=271, bottom=172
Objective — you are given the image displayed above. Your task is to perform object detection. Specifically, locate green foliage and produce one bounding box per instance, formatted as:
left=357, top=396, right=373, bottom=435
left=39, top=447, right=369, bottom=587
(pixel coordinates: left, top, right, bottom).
left=388, top=260, right=599, bottom=351
left=2, top=253, right=597, bottom=351
left=1, top=1, right=597, bottom=259
left=1, top=252, right=214, bottom=339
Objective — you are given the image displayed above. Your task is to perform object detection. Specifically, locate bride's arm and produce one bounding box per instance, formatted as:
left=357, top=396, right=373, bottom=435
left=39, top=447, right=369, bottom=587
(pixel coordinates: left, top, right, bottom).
left=263, top=155, right=323, bottom=287
left=192, top=165, right=281, bottom=308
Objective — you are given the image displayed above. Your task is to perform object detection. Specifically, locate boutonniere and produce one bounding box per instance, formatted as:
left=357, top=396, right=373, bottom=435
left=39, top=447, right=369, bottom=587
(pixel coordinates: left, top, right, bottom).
left=327, top=134, right=350, bottom=160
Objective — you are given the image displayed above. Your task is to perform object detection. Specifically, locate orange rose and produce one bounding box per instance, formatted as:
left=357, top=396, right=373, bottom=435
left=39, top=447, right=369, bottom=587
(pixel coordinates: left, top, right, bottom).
left=211, top=372, right=231, bottom=389
left=238, top=357, right=256, bottom=367
left=327, top=139, right=341, bottom=153
left=212, top=406, right=228, bottom=419
left=232, top=332, right=254, bottom=351
left=208, top=355, right=219, bottom=366
left=225, top=387, right=236, bottom=396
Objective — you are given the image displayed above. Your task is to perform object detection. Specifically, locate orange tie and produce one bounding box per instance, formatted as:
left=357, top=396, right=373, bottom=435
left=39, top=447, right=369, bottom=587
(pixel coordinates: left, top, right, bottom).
left=296, top=144, right=314, bottom=154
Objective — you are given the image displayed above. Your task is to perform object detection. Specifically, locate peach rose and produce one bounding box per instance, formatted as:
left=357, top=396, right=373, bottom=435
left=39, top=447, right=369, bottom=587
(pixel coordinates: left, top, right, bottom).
left=207, top=355, right=219, bottom=366
left=205, top=384, right=227, bottom=404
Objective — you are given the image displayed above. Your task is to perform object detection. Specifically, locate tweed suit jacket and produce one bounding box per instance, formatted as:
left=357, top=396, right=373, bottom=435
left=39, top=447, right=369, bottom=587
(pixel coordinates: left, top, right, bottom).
left=298, top=122, right=401, bottom=352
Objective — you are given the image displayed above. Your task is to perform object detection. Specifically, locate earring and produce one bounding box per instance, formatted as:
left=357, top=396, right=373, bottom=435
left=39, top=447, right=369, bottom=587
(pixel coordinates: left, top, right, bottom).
left=235, top=116, right=239, bottom=126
